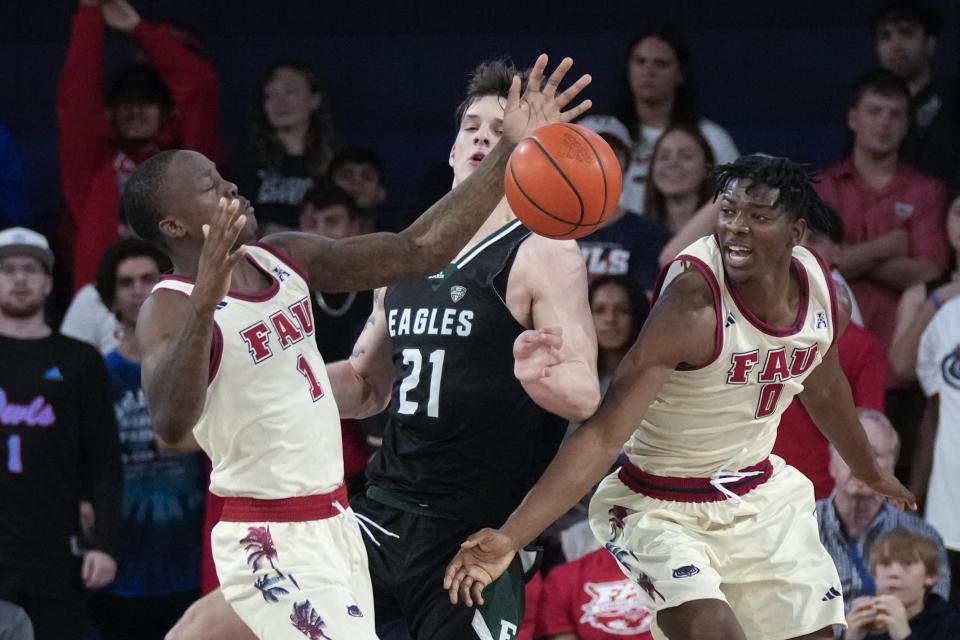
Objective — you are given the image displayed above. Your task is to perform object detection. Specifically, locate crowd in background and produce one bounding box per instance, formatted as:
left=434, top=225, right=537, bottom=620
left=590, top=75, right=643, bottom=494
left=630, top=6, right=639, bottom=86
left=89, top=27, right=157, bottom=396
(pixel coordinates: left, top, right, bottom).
left=2, top=0, right=960, bottom=638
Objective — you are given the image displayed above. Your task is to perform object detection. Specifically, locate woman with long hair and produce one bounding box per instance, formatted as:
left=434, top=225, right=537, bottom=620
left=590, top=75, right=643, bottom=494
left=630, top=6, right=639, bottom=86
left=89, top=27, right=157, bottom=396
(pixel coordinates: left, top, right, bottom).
left=642, top=123, right=715, bottom=234
left=241, top=60, right=336, bottom=234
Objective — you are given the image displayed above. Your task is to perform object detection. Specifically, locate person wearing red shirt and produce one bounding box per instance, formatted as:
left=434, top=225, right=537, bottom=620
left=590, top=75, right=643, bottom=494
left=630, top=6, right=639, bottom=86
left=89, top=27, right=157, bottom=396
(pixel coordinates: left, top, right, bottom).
left=814, top=69, right=948, bottom=352
left=58, top=0, right=225, bottom=292
left=536, top=548, right=654, bottom=640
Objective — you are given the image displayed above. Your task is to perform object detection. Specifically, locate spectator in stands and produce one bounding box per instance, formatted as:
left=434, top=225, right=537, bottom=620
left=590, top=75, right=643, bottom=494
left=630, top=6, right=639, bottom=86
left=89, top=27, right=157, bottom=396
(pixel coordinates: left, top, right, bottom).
left=576, top=118, right=671, bottom=293
left=845, top=531, right=960, bottom=640
left=871, top=1, right=959, bottom=186
left=816, top=409, right=950, bottom=614
left=0, top=124, right=32, bottom=229
left=0, top=600, right=33, bottom=640
left=815, top=69, right=948, bottom=352
left=642, top=123, right=715, bottom=235
left=85, top=238, right=203, bottom=640
left=915, top=289, right=960, bottom=608
left=0, top=227, right=122, bottom=640
left=580, top=23, right=738, bottom=212
left=59, top=0, right=224, bottom=292
left=238, top=60, right=336, bottom=235
left=536, top=546, right=655, bottom=640
left=298, top=184, right=373, bottom=497
left=774, top=203, right=886, bottom=499
left=329, top=146, right=388, bottom=233
left=889, top=192, right=960, bottom=384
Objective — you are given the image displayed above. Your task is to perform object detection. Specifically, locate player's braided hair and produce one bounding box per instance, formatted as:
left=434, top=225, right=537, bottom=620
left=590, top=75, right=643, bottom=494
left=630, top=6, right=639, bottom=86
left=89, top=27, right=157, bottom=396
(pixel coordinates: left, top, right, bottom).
left=712, top=154, right=833, bottom=233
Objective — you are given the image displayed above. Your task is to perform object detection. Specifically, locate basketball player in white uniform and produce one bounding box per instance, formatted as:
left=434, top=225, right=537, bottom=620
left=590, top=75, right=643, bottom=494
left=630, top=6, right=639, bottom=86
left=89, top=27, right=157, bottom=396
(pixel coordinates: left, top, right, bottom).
left=123, top=54, right=593, bottom=640
left=444, top=155, right=916, bottom=640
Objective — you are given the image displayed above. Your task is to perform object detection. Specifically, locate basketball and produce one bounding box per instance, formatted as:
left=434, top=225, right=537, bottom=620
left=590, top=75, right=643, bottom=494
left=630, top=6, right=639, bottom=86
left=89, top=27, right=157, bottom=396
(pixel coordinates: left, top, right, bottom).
left=505, top=122, right=623, bottom=240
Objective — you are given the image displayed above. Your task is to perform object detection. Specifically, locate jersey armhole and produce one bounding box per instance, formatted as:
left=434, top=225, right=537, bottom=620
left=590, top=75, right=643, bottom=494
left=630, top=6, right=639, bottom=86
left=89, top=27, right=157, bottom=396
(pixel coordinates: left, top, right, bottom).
left=209, top=321, right=223, bottom=385
left=654, top=254, right=724, bottom=371
left=807, top=247, right=840, bottom=349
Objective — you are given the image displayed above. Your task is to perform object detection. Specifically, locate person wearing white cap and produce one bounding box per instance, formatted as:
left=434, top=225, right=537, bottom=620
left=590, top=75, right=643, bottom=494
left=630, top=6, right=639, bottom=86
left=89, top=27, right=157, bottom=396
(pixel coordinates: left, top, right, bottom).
left=0, top=227, right=123, bottom=640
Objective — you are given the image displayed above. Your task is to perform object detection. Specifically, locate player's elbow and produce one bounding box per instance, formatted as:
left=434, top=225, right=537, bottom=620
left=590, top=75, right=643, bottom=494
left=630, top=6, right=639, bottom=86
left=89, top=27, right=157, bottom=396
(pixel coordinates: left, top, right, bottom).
left=570, top=387, right=602, bottom=422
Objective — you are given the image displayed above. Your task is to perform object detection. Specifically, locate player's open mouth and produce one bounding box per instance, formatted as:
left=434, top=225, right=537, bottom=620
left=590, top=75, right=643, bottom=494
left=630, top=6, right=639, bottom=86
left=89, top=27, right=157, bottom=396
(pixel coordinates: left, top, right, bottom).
left=469, top=153, right=486, bottom=165
left=726, top=244, right=752, bottom=267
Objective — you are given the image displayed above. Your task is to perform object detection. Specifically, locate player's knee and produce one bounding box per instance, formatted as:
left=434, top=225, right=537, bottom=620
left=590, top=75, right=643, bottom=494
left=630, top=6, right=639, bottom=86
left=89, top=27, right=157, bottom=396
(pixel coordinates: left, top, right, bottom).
left=657, top=599, right=746, bottom=640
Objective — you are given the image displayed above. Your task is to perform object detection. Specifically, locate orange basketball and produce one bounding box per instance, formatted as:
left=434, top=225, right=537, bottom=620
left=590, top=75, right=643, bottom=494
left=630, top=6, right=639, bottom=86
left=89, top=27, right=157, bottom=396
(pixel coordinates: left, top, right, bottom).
left=505, top=122, right=623, bottom=240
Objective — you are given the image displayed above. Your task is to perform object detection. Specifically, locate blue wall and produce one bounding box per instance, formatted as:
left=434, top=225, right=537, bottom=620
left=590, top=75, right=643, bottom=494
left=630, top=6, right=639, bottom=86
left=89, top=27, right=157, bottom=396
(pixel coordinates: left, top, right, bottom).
left=2, top=0, right=956, bottom=231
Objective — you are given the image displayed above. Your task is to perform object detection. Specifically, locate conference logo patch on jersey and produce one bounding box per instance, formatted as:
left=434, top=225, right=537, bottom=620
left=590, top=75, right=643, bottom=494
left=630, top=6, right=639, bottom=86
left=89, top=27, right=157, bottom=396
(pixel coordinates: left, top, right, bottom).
left=450, top=285, right=466, bottom=303
left=578, top=579, right=652, bottom=634
left=272, top=265, right=292, bottom=282
left=815, top=311, right=828, bottom=330
left=941, top=344, right=960, bottom=390
left=672, top=564, right=700, bottom=579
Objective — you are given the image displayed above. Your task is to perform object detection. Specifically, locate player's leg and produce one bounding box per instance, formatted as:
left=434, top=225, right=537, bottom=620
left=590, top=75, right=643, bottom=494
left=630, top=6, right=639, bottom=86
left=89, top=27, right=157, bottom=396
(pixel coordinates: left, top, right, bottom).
left=656, top=599, right=746, bottom=640
left=165, top=589, right=255, bottom=640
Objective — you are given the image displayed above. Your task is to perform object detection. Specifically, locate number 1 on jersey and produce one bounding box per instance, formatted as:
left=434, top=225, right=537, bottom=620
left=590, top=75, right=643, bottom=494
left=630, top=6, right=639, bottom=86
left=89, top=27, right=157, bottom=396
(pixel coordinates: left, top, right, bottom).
left=398, top=348, right=445, bottom=418
left=296, top=354, right=325, bottom=402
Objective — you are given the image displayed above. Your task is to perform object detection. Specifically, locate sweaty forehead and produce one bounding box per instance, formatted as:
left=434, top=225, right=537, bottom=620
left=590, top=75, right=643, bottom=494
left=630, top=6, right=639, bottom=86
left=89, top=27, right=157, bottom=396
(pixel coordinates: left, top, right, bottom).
left=723, top=178, right=780, bottom=208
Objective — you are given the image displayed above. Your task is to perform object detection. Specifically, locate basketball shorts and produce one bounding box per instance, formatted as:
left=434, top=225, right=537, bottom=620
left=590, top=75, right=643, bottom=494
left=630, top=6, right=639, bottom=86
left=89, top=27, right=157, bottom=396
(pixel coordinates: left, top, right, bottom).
left=352, top=489, right=527, bottom=640
left=588, top=455, right=845, bottom=640
left=211, top=486, right=378, bottom=639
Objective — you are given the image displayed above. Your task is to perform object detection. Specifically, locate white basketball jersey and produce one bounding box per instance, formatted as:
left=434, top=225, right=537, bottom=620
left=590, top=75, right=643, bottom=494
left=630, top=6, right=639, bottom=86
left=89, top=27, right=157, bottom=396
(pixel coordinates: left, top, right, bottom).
left=624, top=235, right=838, bottom=476
left=153, top=244, right=343, bottom=499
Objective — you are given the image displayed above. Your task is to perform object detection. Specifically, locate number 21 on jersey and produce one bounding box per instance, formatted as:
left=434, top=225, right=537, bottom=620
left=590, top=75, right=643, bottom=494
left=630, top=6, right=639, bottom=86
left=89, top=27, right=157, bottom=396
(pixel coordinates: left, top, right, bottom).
left=397, top=348, right=445, bottom=418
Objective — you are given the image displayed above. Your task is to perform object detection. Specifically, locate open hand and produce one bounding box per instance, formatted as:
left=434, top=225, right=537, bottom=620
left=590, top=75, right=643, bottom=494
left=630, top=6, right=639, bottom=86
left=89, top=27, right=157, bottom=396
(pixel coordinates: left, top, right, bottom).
left=191, top=197, right=248, bottom=316
left=443, top=528, right=517, bottom=607
left=514, top=327, right=564, bottom=382
left=101, top=0, right=141, bottom=32
left=502, top=55, right=592, bottom=145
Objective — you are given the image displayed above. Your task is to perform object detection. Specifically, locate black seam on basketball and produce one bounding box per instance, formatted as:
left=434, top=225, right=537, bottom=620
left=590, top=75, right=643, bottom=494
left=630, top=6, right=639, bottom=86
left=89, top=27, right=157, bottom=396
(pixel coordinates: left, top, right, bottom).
left=526, top=138, right=586, bottom=226
left=558, top=122, right=608, bottom=220
left=508, top=153, right=581, bottom=233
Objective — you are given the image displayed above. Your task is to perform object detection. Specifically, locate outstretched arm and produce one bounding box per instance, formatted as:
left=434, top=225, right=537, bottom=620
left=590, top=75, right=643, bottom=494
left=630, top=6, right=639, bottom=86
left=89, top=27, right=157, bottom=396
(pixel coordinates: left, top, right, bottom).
left=266, top=55, right=592, bottom=293
left=443, top=269, right=717, bottom=606
left=137, top=198, right=248, bottom=445
left=510, top=235, right=600, bottom=421
left=326, top=289, right=396, bottom=419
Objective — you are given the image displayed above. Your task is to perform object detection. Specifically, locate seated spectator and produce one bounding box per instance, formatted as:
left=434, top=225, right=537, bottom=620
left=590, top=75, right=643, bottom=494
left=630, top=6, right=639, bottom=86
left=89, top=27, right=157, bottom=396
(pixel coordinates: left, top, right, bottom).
left=816, top=409, right=950, bottom=613
left=329, top=146, right=388, bottom=233
left=845, top=531, right=960, bottom=640
left=915, top=293, right=960, bottom=607
left=774, top=203, right=885, bottom=499
left=871, top=1, right=959, bottom=185
left=580, top=23, right=738, bottom=212
left=0, top=228, right=122, bottom=640
left=237, top=60, right=336, bottom=235
left=576, top=118, right=672, bottom=293
left=642, top=123, right=715, bottom=235
left=536, top=547, right=654, bottom=639
left=0, top=124, right=32, bottom=229
left=815, top=69, right=948, bottom=352
left=889, top=192, right=960, bottom=384
left=85, top=238, right=203, bottom=640
left=59, top=0, right=224, bottom=292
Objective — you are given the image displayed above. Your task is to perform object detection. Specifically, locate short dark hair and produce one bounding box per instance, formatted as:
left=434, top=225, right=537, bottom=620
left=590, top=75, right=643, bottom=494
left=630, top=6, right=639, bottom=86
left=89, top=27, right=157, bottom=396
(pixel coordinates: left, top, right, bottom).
left=713, top=154, right=832, bottom=232
left=849, top=68, right=911, bottom=110
left=105, top=63, right=174, bottom=110
left=122, top=150, right=179, bottom=246
left=807, top=201, right=845, bottom=245
left=329, top=147, right=385, bottom=183
left=298, top=181, right=360, bottom=220
left=94, top=237, right=170, bottom=310
left=453, top=59, right=524, bottom=128
left=870, top=1, right=941, bottom=37
left=870, top=530, right=940, bottom=580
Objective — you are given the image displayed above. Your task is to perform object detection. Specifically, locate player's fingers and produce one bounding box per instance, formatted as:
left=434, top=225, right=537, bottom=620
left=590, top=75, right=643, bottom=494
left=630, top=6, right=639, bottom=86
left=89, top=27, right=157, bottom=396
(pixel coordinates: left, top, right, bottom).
left=555, top=73, right=592, bottom=108
left=506, top=74, right=522, bottom=114
left=559, top=98, right=593, bottom=124
left=525, top=54, right=548, bottom=94
left=541, top=57, right=573, bottom=98
left=460, top=575, right=478, bottom=607
left=472, top=580, right=486, bottom=607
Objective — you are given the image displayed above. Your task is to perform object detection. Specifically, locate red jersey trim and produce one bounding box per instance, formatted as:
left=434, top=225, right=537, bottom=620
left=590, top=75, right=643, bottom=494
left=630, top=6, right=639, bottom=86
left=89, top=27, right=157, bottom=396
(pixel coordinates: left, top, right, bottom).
left=652, top=255, right=724, bottom=371
left=157, top=255, right=280, bottom=302
left=208, top=321, right=223, bottom=385
left=219, top=485, right=348, bottom=522
left=618, top=457, right=772, bottom=503
left=253, top=242, right=311, bottom=289
left=726, top=258, right=809, bottom=337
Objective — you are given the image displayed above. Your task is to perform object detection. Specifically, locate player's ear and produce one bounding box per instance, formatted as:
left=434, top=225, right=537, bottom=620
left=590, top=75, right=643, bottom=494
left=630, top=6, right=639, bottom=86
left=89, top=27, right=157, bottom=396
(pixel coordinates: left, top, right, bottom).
left=158, top=216, right=187, bottom=240
left=449, top=144, right=456, bottom=168
left=790, top=218, right=806, bottom=246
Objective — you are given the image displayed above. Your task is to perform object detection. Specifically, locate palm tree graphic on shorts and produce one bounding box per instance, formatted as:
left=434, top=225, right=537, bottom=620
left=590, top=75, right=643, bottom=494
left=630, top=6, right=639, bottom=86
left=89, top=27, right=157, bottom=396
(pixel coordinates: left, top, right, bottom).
left=290, top=600, right=332, bottom=639
left=241, top=526, right=285, bottom=576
